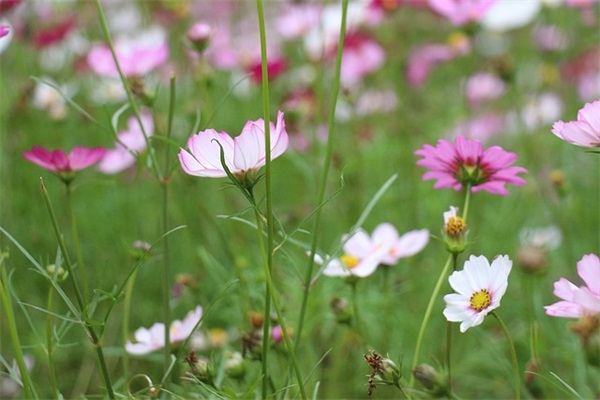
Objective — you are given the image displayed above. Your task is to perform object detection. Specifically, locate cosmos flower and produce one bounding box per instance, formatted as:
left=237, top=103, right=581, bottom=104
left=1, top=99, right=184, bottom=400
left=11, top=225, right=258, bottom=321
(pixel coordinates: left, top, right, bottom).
left=544, top=254, right=600, bottom=318
left=319, top=223, right=429, bottom=278
left=427, top=0, right=496, bottom=26
left=22, top=146, right=106, bottom=176
left=97, top=112, right=154, bottom=174
left=415, top=136, right=527, bottom=195
left=465, top=72, right=505, bottom=107
left=443, top=255, right=512, bottom=332
left=178, top=110, right=288, bottom=180
left=0, top=25, right=8, bottom=38
left=87, top=27, right=169, bottom=78
left=551, top=100, right=600, bottom=148
left=125, top=306, right=203, bottom=355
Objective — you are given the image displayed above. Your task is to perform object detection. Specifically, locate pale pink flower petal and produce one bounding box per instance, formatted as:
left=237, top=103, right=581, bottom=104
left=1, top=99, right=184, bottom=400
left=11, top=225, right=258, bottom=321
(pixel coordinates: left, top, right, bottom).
left=179, top=112, right=289, bottom=178
left=551, top=100, right=600, bottom=147
left=545, top=254, right=600, bottom=318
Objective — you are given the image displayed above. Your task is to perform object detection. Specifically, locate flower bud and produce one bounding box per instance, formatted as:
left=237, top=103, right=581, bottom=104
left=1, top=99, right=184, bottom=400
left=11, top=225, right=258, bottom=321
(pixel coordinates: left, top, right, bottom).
left=571, top=316, right=600, bottom=367
left=46, top=264, right=68, bottom=282
left=524, top=358, right=543, bottom=398
left=224, top=351, right=246, bottom=379
left=330, top=296, right=353, bottom=325
left=413, top=363, right=448, bottom=396
left=248, top=311, right=264, bottom=329
left=184, top=351, right=214, bottom=384
left=517, top=245, right=548, bottom=274
left=442, top=206, right=468, bottom=255
left=186, top=22, right=211, bottom=53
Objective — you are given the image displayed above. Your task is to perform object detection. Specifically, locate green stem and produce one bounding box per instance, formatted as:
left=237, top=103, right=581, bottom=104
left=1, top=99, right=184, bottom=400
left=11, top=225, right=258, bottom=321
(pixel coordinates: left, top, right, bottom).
left=161, top=181, right=171, bottom=371
left=255, top=1, right=276, bottom=397
left=66, top=182, right=88, bottom=300
left=41, top=179, right=115, bottom=399
left=351, top=280, right=365, bottom=342
left=46, top=285, right=59, bottom=397
left=253, top=207, right=307, bottom=400
left=295, top=0, right=349, bottom=348
left=122, top=268, right=138, bottom=381
left=0, top=253, right=34, bottom=399
left=461, top=185, right=472, bottom=223
left=382, top=266, right=392, bottom=350
left=492, top=312, right=520, bottom=400
left=445, top=320, right=452, bottom=394
left=409, top=254, right=452, bottom=388
left=410, top=187, right=471, bottom=388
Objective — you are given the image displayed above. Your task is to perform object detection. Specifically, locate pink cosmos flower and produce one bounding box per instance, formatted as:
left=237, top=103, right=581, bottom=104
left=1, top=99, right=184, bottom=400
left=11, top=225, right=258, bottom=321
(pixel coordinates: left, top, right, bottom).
left=23, top=146, right=106, bottom=173
left=276, top=4, right=322, bottom=40
left=444, top=255, right=512, bottom=332
left=0, top=25, right=8, bottom=38
left=87, top=27, right=169, bottom=78
left=125, top=306, right=203, bottom=355
left=320, top=224, right=429, bottom=278
left=338, top=33, right=386, bottom=85
left=415, top=136, right=527, bottom=195
left=406, top=34, right=471, bottom=87
left=98, top=112, right=154, bottom=174
left=465, top=72, right=505, bottom=107
left=551, top=100, right=600, bottom=148
left=428, top=0, right=496, bottom=26
left=178, top=111, right=288, bottom=179
left=545, top=254, right=600, bottom=318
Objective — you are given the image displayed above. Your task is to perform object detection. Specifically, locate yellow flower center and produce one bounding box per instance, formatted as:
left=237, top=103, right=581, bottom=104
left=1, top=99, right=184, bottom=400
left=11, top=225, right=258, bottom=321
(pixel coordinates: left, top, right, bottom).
left=341, top=255, right=360, bottom=269
left=447, top=32, right=468, bottom=49
left=445, top=216, right=467, bottom=236
left=470, top=289, right=491, bottom=311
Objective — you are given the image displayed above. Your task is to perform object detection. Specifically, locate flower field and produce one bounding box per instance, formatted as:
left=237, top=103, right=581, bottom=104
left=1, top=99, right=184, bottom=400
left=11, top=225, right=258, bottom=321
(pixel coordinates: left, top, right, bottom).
left=0, top=1, right=599, bottom=399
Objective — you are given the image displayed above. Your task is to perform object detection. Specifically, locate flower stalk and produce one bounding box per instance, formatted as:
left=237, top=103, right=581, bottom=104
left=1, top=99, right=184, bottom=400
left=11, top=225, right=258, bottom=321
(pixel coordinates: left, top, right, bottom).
left=492, top=312, right=521, bottom=399
left=0, top=253, right=34, bottom=399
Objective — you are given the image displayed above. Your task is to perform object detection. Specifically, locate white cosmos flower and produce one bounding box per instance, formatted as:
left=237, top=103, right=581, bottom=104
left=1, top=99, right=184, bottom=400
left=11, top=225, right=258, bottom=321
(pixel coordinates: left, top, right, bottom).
left=443, top=255, right=512, bottom=332
left=125, top=306, right=203, bottom=355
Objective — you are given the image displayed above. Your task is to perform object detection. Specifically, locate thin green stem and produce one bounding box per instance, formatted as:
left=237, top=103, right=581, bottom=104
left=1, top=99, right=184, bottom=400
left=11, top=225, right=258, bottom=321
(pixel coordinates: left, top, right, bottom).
left=351, top=280, right=365, bottom=342
left=41, top=179, right=115, bottom=399
left=46, top=285, right=59, bottom=397
left=122, top=268, right=138, bottom=381
left=0, top=254, right=34, bottom=399
left=255, top=1, right=275, bottom=397
left=295, top=0, right=349, bottom=348
left=66, top=182, right=88, bottom=300
left=492, top=312, right=521, bottom=400
left=253, top=207, right=307, bottom=400
left=461, top=185, right=472, bottom=223
left=161, top=182, right=171, bottom=371
left=382, top=266, right=392, bottom=350
left=410, top=187, right=471, bottom=388
left=409, top=254, right=452, bottom=388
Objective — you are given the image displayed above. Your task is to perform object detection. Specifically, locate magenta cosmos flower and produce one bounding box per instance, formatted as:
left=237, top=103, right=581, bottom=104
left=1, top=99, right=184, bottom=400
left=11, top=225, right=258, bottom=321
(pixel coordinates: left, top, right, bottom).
left=551, top=100, right=600, bottom=147
left=178, top=111, right=288, bottom=180
left=444, top=255, right=512, bottom=332
left=545, top=254, right=600, bottom=318
left=126, top=306, right=203, bottom=355
left=415, top=136, right=527, bottom=195
left=23, top=146, right=106, bottom=179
